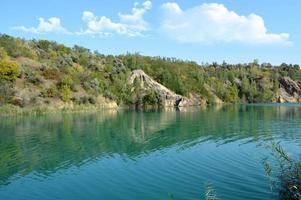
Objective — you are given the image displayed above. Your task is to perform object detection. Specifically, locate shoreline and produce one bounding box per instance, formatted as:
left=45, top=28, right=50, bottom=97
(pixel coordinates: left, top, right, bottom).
left=0, top=104, right=120, bottom=117
left=1, top=102, right=301, bottom=117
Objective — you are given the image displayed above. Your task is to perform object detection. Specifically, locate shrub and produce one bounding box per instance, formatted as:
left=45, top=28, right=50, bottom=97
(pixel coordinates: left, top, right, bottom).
left=82, top=78, right=100, bottom=94
left=0, top=35, right=37, bottom=59
left=88, top=96, right=96, bottom=104
left=0, top=47, right=8, bottom=60
left=142, top=91, right=159, bottom=105
left=0, top=59, right=21, bottom=82
left=60, top=85, right=71, bottom=102
left=10, top=95, right=31, bottom=107
left=56, top=55, right=73, bottom=69
left=72, top=95, right=96, bottom=105
left=61, top=75, right=74, bottom=87
left=0, top=81, right=16, bottom=105
left=23, top=68, right=44, bottom=84
left=42, top=68, right=61, bottom=80
left=41, top=85, right=58, bottom=98
left=224, top=85, right=239, bottom=103
left=112, top=59, right=126, bottom=74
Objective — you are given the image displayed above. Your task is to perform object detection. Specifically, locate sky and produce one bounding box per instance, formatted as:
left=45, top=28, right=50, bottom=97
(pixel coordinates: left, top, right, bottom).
left=0, top=0, right=300, bottom=65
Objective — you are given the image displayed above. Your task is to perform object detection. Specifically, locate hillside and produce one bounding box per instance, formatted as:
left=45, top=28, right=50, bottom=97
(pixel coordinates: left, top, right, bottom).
left=0, top=34, right=301, bottom=110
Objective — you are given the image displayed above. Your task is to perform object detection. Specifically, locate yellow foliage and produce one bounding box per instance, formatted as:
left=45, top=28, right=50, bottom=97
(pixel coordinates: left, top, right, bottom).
left=0, top=59, right=21, bottom=82
left=61, top=85, right=71, bottom=102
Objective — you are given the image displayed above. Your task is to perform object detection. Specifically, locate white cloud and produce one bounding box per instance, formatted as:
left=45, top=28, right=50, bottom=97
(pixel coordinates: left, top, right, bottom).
left=160, top=2, right=290, bottom=44
left=79, top=1, right=152, bottom=37
left=13, top=17, right=70, bottom=34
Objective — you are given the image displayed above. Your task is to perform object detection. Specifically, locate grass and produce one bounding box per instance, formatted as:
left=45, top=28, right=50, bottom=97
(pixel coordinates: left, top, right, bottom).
left=0, top=104, right=117, bottom=117
left=204, top=184, right=219, bottom=200
left=279, top=162, right=301, bottom=200
left=263, top=142, right=301, bottom=200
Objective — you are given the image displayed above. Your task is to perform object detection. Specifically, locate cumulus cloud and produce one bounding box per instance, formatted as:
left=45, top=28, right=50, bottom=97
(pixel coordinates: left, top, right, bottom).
left=13, top=17, right=70, bottom=34
left=160, top=2, right=290, bottom=44
left=79, top=0, right=152, bottom=37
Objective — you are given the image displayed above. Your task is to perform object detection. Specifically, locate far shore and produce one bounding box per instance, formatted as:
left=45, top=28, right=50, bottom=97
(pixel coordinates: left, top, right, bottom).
left=1, top=102, right=301, bottom=117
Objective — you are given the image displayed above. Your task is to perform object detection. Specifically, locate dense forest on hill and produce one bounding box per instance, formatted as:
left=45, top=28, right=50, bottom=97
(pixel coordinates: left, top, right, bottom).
left=0, top=34, right=300, bottom=109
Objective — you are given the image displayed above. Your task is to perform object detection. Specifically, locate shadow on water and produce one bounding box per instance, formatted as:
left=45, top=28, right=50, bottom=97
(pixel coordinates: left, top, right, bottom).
left=0, top=104, right=301, bottom=196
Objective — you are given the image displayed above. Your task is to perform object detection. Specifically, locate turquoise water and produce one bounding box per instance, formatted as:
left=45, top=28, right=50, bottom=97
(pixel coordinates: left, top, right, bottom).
left=0, top=104, right=301, bottom=200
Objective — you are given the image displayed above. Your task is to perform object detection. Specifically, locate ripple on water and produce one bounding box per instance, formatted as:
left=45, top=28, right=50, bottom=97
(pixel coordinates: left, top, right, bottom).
left=0, top=104, right=301, bottom=200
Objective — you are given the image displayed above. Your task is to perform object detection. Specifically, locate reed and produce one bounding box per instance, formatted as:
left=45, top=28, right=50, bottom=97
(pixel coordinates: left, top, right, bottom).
left=263, top=142, right=301, bottom=200
left=204, top=184, right=219, bottom=200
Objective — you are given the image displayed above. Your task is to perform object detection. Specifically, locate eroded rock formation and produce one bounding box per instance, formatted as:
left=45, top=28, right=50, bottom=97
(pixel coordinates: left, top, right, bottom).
left=278, top=77, right=301, bottom=102
left=127, top=70, right=205, bottom=107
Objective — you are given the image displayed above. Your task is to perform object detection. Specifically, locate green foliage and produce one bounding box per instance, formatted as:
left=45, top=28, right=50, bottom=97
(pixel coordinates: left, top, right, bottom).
left=60, top=85, right=71, bottom=102
left=0, top=47, right=8, bottom=59
left=0, top=59, right=21, bottom=82
left=61, top=75, right=74, bottom=87
left=142, top=91, right=159, bottom=105
left=0, top=81, right=15, bottom=105
left=23, top=67, right=44, bottom=85
left=224, top=84, right=239, bottom=103
left=72, top=45, right=90, bottom=67
left=42, top=68, right=61, bottom=80
left=1, top=34, right=301, bottom=107
left=263, top=142, right=301, bottom=200
left=0, top=34, right=36, bottom=59
left=41, top=85, right=58, bottom=98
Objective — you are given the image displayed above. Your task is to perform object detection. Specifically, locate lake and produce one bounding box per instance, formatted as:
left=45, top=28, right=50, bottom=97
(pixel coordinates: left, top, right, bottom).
left=0, top=104, right=301, bottom=200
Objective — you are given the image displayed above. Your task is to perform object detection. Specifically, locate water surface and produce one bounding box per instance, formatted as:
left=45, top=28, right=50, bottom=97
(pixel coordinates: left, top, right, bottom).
left=0, top=104, right=301, bottom=200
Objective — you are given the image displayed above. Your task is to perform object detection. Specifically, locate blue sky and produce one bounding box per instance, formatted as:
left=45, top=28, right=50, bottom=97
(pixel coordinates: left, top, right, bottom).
left=1, top=0, right=300, bottom=65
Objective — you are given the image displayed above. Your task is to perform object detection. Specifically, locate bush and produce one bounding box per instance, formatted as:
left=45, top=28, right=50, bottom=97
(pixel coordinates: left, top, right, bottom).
left=72, top=95, right=96, bottom=105
left=0, top=81, right=16, bottom=105
left=142, top=91, right=159, bottom=105
left=60, top=85, right=71, bottom=102
left=112, top=59, right=126, bottom=74
left=0, top=47, right=8, bottom=59
left=41, top=85, right=58, bottom=98
left=56, top=55, right=73, bottom=69
left=23, top=68, right=44, bottom=85
left=61, top=75, right=74, bottom=87
left=82, top=78, right=100, bottom=94
left=42, top=68, right=61, bottom=80
left=10, top=95, right=31, bottom=107
left=0, top=59, right=21, bottom=82
left=224, top=85, right=239, bottom=103
left=0, top=35, right=36, bottom=59
left=88, top=96, right=96, bottom=104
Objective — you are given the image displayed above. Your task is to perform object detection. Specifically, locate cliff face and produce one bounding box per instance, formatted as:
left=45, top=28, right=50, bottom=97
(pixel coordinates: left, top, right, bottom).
left=278, top=77, right=301, bottom=103
left=127, top=70, right=205, bottom=107
left=128, top=70, right=301, bottom=106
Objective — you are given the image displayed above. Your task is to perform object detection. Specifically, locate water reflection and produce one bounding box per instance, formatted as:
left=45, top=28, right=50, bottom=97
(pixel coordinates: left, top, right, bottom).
left=0, top=104, right=301, bottom=187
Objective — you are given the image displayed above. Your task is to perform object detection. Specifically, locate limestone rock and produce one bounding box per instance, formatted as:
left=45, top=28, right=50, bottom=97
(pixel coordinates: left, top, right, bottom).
left=128, top=70, right=204, bottom=107
left=278, top=77, right=301, bottom=102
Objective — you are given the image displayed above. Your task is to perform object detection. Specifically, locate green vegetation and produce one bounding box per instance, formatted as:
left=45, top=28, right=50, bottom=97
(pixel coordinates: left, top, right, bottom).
left=204, top=184, right=219, bottom=200
left=263, top=142, right=301, bottom=200
left=60, top=85, right=71, bottom=102
left=0, top=34, right=300, bottom=110
left=0, top=59, right=20, bottom=82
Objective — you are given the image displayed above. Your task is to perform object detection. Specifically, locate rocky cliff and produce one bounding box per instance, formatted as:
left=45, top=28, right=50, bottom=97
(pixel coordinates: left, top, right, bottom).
left=127, top=70, right=205, bottom=107
left=278, top=77, right=301, bottom=103
left=128, top=70, right=301, bottom=106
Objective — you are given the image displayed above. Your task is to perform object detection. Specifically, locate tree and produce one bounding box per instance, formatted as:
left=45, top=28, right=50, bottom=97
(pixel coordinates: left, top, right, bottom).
left=224, top=85, right=239, bottom=103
